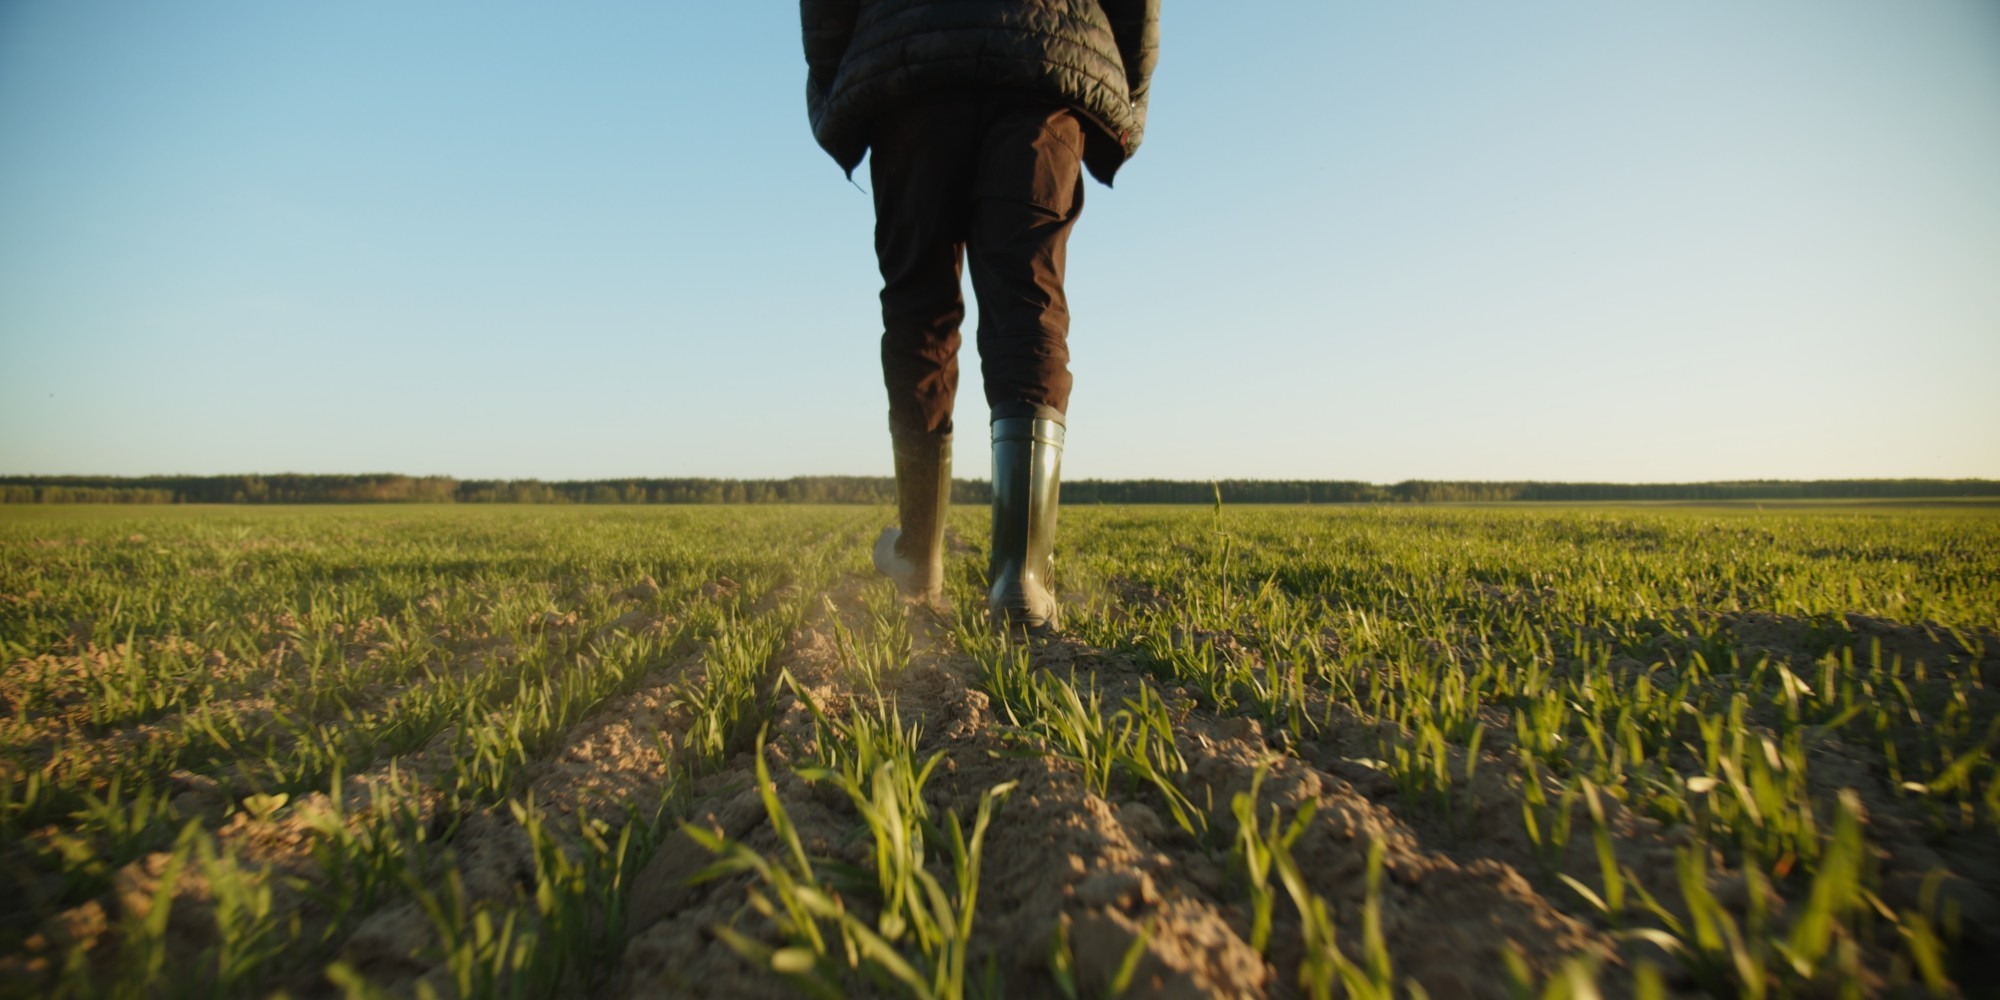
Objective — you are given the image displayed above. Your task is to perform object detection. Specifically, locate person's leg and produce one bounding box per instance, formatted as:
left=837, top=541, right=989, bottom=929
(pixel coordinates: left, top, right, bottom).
left=967, top=104, right=1085, bottom=416
left=868, top=100, right=980, bottom=603
left=966, top=102, right=1086, bottom=632
left=872, top=100, right=981, bottom=436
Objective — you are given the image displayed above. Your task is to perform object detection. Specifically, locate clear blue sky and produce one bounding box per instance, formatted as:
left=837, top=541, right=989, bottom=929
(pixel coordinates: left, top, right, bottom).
left=3, top=2, right=1996, bottom=482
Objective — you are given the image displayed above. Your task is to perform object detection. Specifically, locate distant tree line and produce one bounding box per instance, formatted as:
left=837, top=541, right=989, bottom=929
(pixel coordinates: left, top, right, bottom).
left=1067, top=479, right=2000, bottom=503
left=3, top=474, right=1996, bottom=506
left=0, top=484, right=178, bottom=504
left=1, top=474, right=460, bottom=505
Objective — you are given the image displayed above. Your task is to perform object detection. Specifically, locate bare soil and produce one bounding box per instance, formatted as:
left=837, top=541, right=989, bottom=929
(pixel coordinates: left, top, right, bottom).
left=615, top=582, right=1616, bottom=997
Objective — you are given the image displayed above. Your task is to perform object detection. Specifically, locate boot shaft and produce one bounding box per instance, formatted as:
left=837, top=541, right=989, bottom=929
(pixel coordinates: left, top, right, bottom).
left=988, top=410, right=1064, bottom=628
left=884, top=425, right=952, bottom=595
left=891, top=426, right=953, bottom=542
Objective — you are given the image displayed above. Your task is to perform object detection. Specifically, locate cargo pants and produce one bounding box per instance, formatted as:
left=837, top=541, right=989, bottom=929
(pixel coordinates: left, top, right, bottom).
left=869, top=95, right=1086, bottom=436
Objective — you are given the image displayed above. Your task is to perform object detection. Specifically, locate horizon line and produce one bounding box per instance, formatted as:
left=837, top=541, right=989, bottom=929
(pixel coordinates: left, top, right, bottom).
left=5, top=472, right=1998, bottom=487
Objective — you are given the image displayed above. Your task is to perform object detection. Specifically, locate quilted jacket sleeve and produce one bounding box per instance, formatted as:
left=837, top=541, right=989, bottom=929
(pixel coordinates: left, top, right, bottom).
left=1101, top=0, right=1159, bottom=110
left=801, top=0, right=859, bottom=117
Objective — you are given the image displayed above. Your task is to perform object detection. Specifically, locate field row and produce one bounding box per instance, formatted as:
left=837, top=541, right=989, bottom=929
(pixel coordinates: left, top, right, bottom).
left=1, top=504, right=1995, bottom=997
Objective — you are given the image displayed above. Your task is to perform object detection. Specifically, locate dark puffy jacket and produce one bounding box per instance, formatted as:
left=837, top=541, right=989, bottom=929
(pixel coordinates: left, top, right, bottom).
left=801, top=0, right=1160, bottom=185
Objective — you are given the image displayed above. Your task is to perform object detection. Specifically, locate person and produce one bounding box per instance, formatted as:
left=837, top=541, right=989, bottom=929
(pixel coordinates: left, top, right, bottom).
left=800, top=0, right=1159, bottom=633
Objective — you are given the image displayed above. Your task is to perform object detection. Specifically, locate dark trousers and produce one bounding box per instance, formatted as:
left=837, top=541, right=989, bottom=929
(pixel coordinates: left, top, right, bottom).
left=871, top=97, right=1086, bottom=436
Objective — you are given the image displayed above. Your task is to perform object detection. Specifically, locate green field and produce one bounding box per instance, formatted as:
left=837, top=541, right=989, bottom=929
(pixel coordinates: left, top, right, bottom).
left=2, top=503, right=1995, bottom=998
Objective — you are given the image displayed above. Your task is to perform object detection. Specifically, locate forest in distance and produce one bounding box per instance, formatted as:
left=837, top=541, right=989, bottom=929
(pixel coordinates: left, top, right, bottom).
left=4, top=474, right=1998, bottom=506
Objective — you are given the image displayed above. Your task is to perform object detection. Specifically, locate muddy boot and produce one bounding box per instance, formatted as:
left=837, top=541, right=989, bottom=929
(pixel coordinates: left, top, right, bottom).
left=987, top=404, right=1064, bottom=634
left=873, top=424, right=953, bottom=607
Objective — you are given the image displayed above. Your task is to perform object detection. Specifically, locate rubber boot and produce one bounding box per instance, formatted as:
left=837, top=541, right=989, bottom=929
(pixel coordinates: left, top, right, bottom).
left=872, top=424, right=952, bottom=607
left=987, top=404, right=1064, bottom=633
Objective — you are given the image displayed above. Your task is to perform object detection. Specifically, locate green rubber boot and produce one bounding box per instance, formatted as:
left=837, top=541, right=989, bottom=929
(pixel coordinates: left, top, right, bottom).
left=987, top=405, right=1064, bottom=634
left=872, top=424, right=952, bottom=607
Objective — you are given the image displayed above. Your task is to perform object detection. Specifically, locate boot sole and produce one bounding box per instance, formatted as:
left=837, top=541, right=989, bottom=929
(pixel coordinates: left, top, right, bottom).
left=988, top=598, right=1059, bottom=637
